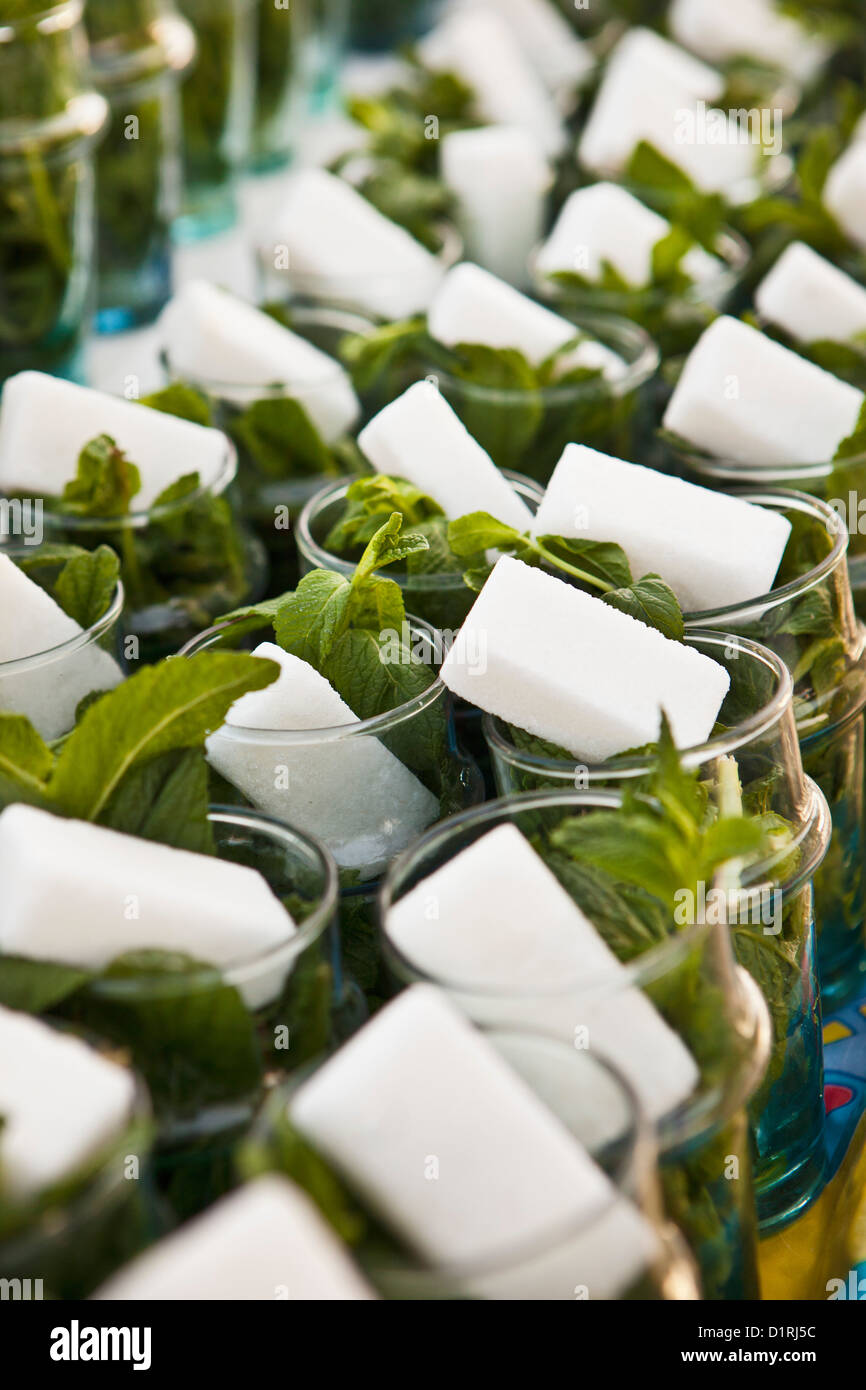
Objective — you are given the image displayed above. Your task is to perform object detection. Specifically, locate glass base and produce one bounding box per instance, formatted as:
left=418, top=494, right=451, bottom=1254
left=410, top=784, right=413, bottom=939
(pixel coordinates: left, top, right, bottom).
left=95, top=256, right=172, bottom=335
left=820, top=949, right=866, bottom=1012
left=755, top=1128, right=827, bottom=1233
left=173, top=183, right=238, bottom=244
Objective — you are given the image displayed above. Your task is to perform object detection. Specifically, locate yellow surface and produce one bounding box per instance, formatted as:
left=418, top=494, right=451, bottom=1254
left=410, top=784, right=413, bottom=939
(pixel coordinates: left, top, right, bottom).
left=759, top=1113, right=866, bottom=1299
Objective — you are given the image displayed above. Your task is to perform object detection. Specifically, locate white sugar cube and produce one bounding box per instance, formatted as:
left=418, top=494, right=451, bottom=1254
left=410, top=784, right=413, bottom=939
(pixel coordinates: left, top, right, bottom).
left=823, top=142, right=866, bottom=252
left=419, top=8, right=565, bottom=157
left=441, top=125, right=551, bottom=288
left=0, top=804, right=295, bottom=1010
left=755, top=241, right=866, bottom=345
left=357, top=381, right=534, bottom=530
left=578, top=28, right=757, bottom=195
left=532, top=443, right=792, bottom=612
left=535, top=182, right=722, bottom=288
left=262, top=168, right=445, bottom=321
left=454, top=0, right=594, bottom=95
left=291, top=984, right=659, bottom=1299
left=854, top=113, right=866, bottom=144
left=207, top=644, right=440, bottom=875
left=96, top=1175, right=375, bottom=1301
left=669, top=0, right=829, bottom=83
left=0, top=552, right=123, bottom=741
left=663, top=315, right=865, bottom=465
left=0, top=1005, right=135, bottom=1199
left=428, top=262, right=625, bottom=377
left=440, top=556, right=730, bottom=760
left=157, top=281, right=360, bottom=442
left=0, top=373, right=229, bottom=511
left=386, top=825, right=699, bottom=1122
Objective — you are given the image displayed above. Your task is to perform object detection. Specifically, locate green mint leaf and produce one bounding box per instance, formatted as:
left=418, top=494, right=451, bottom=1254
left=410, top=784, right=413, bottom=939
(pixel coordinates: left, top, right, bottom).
left=140, top=383, right=213, bottom=427
left=0, top=713, right=54, bottom=807
left=53, top=545, right=120, bottom=628
left=448, top=511, right=525, bottom=556
left=324, top=474, right=444, bottom=555
left=602, top=574, right=685, bottom=640
left=339, top=317, right=429, bottom=391
left=351, top=512, right=430, bottom=585
left=0, top=955, right=93, bottom=1013
left=230, top=397, right=334, bottom=480
left=833, top=398, right=866, bottom=460
left=99, top=747, right=215, bottom=855
left=150, top=473, right=201, bottom=509
left=535, top=535, right=633, bottom=590
left=272, top=570, right=352, bottom=666
left=61, top=435, right=142, bottom=517
left=46, top=652, right=280, bottom=823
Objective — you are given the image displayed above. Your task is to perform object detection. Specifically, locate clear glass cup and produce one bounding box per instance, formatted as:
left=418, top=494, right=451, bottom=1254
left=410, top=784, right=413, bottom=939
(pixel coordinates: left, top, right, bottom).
left=481, top=637, right=832, bottom=1232
left=34, top=441, right=267, bottom=663
left=256, top=219, right=464, bottom=326
left=241, top=1027, right=700, bottom=1300
left=378, top=789, right=782, bottom=1293
left=0, top=0, right=108, bottom=382
left=50, top=805, right=339, bottom=1218
left=302, top=0, right=348, bottom=114
left=531, top=226, right=750, bottom=359
left=424, top=311, right=660, bottom=486
left=0, top=1045, right=156, bottom=1299
left=86, top=2, right=195, bottom=332
left=683, top=490, right=866, bottom=1008
left=296, top=470, right=544, bottom=633
left=0, top=543, right=125, bottom=740
left=160, top=302, right=375, bottom=594
left=181, top=614, right=485, bottom=1015
left=174, top=0, right=256, bottom=241
left=248, top=0, right=309, bottom=172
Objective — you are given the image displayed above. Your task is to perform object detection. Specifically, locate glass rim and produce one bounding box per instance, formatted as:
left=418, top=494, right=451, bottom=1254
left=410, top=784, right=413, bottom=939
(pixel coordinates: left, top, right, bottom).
left=682, top=488, right=850, bottom=625
left=484, top=630, right=795, bottom=777
left=428, top=309, right=659, bottom=405
left=179, top=614, right=449, bottom=742
left=276, top=1032, right=667, bottom=1291
left=158, top=302, right=377, bottom=398
left=669, top=435, right=866, bottom=484
left=87, top=12, right=197, bottom=89
left=0, top=561, right=124, bottom=674
left=34, top=440, right=238, bottom=531
left=0, top=0, right=83, bottom=41
left=82, top=805, right=339, bottom=1001
left=530, top=222, right=750, bottom=308
left=295, top=470, right=545, bottom=592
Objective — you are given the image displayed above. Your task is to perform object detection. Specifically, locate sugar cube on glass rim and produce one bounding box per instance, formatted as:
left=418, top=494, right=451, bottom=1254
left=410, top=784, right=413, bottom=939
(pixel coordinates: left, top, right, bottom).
left=440, top=124, right=552, bottom=289
left=663, top=315, right=865, bottom=465
left=157, top=280, right=360, bottom=442
left=755, top=241, right=866, bottom=346
left=0, top=551, right=123, bottom=742
left=440, top=555, right=730, bottom=762
left=385, top=823, right=699, bottom=1123
left=0, top=372, right=230, bottom=512
left=260, top=167, right=446, bottom=322
left=822, top=142, right=866, bottom=253
left=357, top=381, right=535, bottom=531
left=206, top=644, right=440, bottom=874
left=668, top=0, right=829, bottom=84
left=577, top=28, right=759, bottom=196
left=452, top=0, right=594, bottom=97
left=290, top=983, right=659, bottom=1299
left=0, top=803, right=296, bottom=1010
left=428, top=262, right=626, bottom=378
left=535, top=181, right=722, bottom=289
left=96, top=1175, right=376, bottom=1301
left=532, top=442, right=792, bottom=612
left=0, top=1004, right=136, bottom=1200
left=418, top=7, right=566, bottom=158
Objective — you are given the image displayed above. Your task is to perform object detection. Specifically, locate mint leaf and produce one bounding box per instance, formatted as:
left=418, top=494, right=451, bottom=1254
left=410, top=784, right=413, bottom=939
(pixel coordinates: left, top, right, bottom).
left=273, top=570, right=352, bottom=667
left=0, top=955, right=92, bottom=1012
left=140, top=383, right=213, bottom=427
left=53, top=545, right=120, bottom=629
left=99, top=747, right=215, bottom=855
left=324, top=474, right=444, bottom=555
left=448, top=512, right=524, bottom=556
left=603, top=575, right=685, bottom=641
left=353, top=511, right=430, bottom=583
left=230, top=397, right=335, bottom=480
left=834, top=398, right=866, bottom=460
left=0, top=713, right=53, bottom=807
left=61, top=435, right=142, bottom=517
left=46, top=652, right=280, bottom=823
left=339, top=317, right=430, bottom=392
